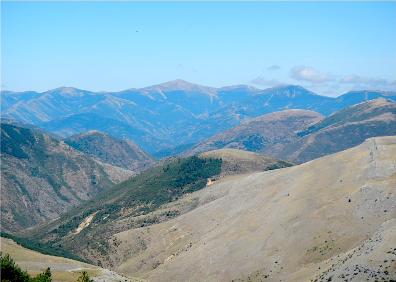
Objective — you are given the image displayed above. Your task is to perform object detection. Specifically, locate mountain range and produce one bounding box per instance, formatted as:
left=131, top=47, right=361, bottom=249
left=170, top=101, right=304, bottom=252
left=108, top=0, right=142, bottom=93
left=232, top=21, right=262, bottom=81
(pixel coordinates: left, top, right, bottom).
left=2, top=80, right=396, bottom=157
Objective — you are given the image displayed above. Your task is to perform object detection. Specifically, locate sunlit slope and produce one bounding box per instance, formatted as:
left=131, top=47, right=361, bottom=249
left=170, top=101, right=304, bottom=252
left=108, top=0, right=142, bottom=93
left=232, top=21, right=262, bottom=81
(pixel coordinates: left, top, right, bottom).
left=108, top=136, right=396, bottom=281
left=200, top=148, right=292, bottom=176
left=0, top=237, right=138, bottom=282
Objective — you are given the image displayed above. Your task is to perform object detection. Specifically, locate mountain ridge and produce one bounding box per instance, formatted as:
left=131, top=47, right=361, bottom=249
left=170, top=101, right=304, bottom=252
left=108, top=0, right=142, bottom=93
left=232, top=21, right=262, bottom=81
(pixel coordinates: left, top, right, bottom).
left=4, top=80, right=396, bottom=98
left=2, top=81, right=395, bottom=156
left=186, top=109, right=324, bottom=156
left=188, top=99, right=396, bottom=164
left=274, top=98, right=396, bottom=163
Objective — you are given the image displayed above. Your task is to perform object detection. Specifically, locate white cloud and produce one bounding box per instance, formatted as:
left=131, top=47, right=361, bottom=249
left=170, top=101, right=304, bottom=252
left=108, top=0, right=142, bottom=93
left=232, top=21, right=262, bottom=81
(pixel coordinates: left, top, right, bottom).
left=290, top=66, right=331, bottom=83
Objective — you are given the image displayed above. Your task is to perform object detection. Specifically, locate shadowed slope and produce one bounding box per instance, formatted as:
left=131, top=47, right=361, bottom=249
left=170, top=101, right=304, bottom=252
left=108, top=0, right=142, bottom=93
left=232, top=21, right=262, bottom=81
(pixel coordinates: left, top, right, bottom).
left=0, top=123, right=133, bottom=232
left=65, top=130, right=154, bottom=171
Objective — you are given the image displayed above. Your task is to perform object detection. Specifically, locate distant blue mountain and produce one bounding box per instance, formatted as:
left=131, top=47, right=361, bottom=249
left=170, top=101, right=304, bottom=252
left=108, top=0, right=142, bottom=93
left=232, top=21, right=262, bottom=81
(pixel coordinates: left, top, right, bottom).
left=2, top=80, right=395, bottom=156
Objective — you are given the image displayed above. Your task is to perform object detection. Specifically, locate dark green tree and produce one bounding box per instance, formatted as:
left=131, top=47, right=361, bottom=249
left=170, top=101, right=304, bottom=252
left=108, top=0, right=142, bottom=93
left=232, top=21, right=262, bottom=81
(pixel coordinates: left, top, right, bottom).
left=76, top=271, right=93, bottom=282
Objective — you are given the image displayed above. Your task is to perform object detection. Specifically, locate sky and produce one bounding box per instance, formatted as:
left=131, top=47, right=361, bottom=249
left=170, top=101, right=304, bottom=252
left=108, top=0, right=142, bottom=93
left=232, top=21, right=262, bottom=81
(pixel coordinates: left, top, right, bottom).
left=1, top=1, right=396, bottom=96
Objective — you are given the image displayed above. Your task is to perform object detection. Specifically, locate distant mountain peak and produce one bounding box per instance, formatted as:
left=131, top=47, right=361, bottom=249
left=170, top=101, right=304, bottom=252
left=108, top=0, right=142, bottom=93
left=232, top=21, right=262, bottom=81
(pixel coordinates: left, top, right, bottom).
left=142, top=79, right=217, bottom=95
left=80, top=130, right=107, bottom=137
left=51, top=86, right=80, bottom=92
left=219, top=85, right=260, bottom=92
left=161, top=79, right=195, bottom=87
left=46, top=86, right=91, bottom=96
left=268, top=84, right=311, bottom=92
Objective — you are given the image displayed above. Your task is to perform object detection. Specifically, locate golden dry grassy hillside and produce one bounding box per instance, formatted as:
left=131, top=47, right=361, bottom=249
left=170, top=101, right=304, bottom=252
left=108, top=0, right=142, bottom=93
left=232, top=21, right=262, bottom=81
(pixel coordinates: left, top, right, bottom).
left=105, top=136, right=396, bottom=282
left=0, top=237, right=139, bottom=282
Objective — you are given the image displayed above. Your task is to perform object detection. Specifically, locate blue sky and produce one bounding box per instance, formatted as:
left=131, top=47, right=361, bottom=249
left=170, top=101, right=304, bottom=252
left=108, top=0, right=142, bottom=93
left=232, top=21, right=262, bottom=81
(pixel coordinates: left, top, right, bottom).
left=1, top=1, right=396, bottom=96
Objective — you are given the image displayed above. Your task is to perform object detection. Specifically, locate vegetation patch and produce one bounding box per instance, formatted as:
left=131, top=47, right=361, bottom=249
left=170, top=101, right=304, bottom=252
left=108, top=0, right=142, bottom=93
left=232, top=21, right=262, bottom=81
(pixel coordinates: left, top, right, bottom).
left=89, top=155, right=222, bottom=220
left=266, top=161, right=293, bottom=171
